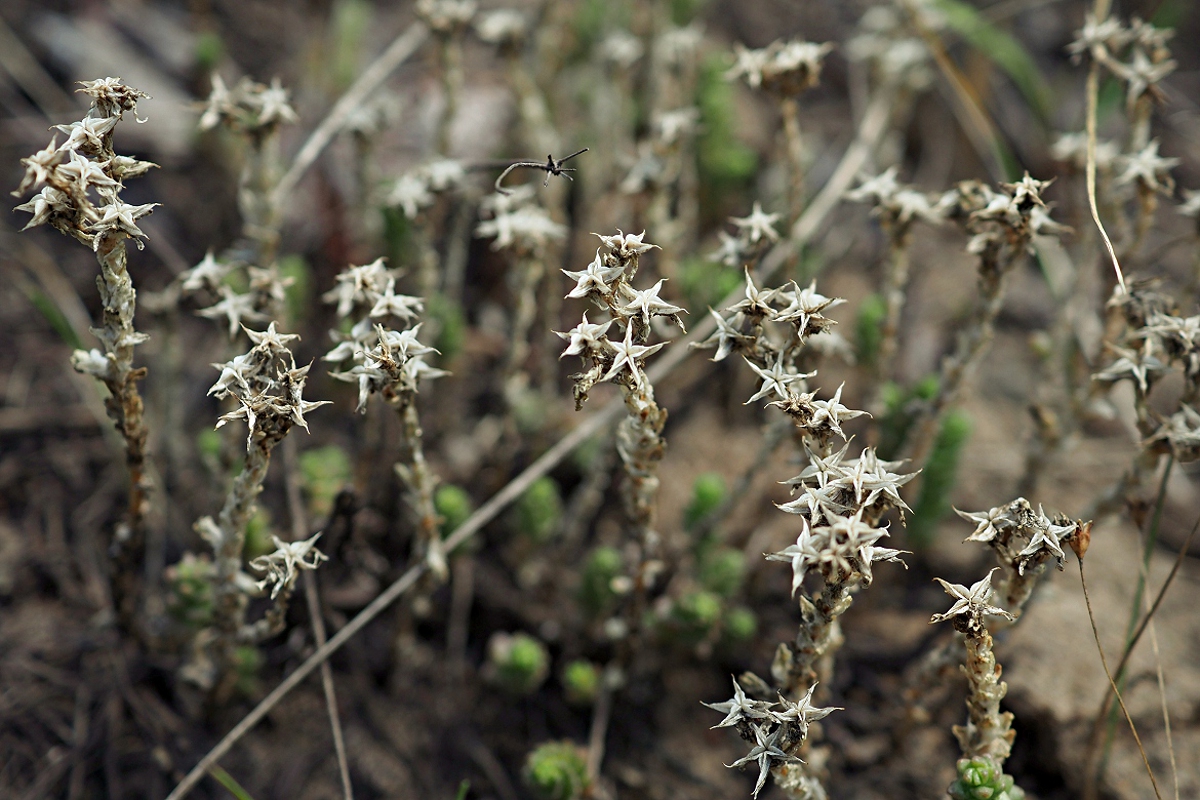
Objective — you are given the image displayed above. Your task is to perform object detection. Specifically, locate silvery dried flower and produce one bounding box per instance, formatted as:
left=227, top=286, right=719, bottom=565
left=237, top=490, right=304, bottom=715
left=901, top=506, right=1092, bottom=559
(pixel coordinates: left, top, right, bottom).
left=1146, top=405, right=1200, bottom=462
left=416, top=0, right=477, bottom=33
left=930, top=569, right=1015, bottom=632
left=249, top=532, right=328, bottom=599
left=556, top=313, right=613, bottom=359
left=601, top=323, right=666, bottom=390
left=1115, top=140, right=1179, bottom=196
left=703, top=676, right=774, bottom=728
left=598, top=30, right=643, bottom=70
left=1050, top=132, right=1119, bottom=171
left=1093, top=339, right=1167, bottom=394
left=770, top=683, right=839, bottom=738
left=198, top=286, right=270, bottom=338
left=731, top=202, right=782, bottom=245
left=474, top=9, right=526, bottom=48
left=476, top=202, right=567, bottom=252
left=725, top=722, right=803, bottom=800
left=180, top=251, right=233, bottom=294
left=729, top=39, right=833, bottom=95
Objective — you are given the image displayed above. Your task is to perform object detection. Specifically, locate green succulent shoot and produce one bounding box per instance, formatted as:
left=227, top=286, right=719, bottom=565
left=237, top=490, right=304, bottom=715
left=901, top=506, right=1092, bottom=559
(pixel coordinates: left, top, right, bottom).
left=523, top=741, right=590, bottom=800
left=561, top=659, right=600, bottom=706
left=670, top=590, right=723, bottom=642
left=685, top=472, right=726, bottom=531
left=165, top=552, right=215, bottom=627
left=578, top=546, right=623, bottom=617
left=515, top=476, right=564, bottom=543
left=298, top=444, right=351, bottom=521
left=721, top=605, right=758, bottom=644
left=487, top=632, right=550, bottom=695
left=948, top=756, right=1025, bottom=800
left=698, top=546, right=745, bottom=597
left=435, top=484, right=474, bottom=536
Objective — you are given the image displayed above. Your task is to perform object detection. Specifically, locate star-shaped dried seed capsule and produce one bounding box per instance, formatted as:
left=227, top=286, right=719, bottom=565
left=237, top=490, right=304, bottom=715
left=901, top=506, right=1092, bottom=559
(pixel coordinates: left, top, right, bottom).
left=369, top=278, right=424, bottom=322
left=1116, top=139, right=1179, bottom=196
left=254, top=77, right=299, bottom=127
left=1015, top=507, right=1073, bottom=573
left=249, top=532, right=328, bottom=599
left=804, top=382, right=867, bottom=440
left=620, top=279, right=686, bottom=328
left=600, top=323, right=665, bottom=389
left=563, top=250, right=626, bottom=299
left=930, top=568, right=1014, bottom=630
left=197, top=286, right=269, bottom=338
left=744, top=352, right=814, bottom=405
left=726, top=267, right=779, bottom=318
left=1094, top=340, right=1167, bottom=394
left=180, top=250, right=232, bottom=293
left=702, top=676, right=774, bottom=728
left=556, top=312, right=613, bottom=359
left=245, top=321, right=300, bottom=354
left=731, top=202, right=781, bottom=245
left=774, top=280, right=844, bottom=332
left=693, top=308, right=746, bottom=362
left=87, top=200, right=158, bottom=245
left=725, top=722, right=802, bottom=800
left=595, top=229, right=658, bottom=261
left=954, top=504, right=1013, bottom=544
left=770, top=683, right=839, bottom=738
left=764, top=518, right=822, bottom=596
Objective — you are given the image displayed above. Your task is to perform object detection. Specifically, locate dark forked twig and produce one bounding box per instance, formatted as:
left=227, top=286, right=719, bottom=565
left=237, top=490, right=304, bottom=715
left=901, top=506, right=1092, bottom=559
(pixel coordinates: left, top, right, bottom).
left=493, top=148, right=588, bottom=194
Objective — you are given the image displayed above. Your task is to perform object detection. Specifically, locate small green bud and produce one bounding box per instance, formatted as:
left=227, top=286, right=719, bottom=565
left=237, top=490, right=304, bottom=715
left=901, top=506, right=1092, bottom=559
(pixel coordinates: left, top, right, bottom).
left=684, top=473, right=726, bottom=531
left=194, top=31, right=224, bottom=72
left=578, top=546, right=622, bottom=616
left=672, top=590, right=723, bottom=641
left=516, top=477, right=563, bottom=543
left=232, top=645, right=263, bottom=697
left=698, top=546, right=744, bottom=597
left=487, top=632, right=550, bottom=695
left=855, top=292, right=886, bottom=367
left=279, top=254, right=311, bottom=328
left=165, top=553, right=215, bottom=627
left=722, top=606, right=758, bottom=643
left=299, top=445, right=351, bottom=520
left=908, top=410, right=971, bottom=547
left=435, top=484, right=474, bottom=536
left=197, top=427, right=222, bottom=464
left=523, top=741, right=589, bottom=800
left=948, top=757, right=1025, bottom=800
left=427, top=292, right=465, bottom=361
left=244, top=508, right=274, bottom=560
left=561, top=660, right=600, bottom=705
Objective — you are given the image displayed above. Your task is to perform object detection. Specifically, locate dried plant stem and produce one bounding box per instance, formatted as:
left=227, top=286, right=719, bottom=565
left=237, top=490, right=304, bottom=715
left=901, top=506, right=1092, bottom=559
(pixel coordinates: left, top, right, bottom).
left=1077, top=558, right=1162, bottom=800
left=434, top=31, right=464, bottom=156
left=616, top=388, right=668, bottom=552
left=92, top=231, right=151, bottom=624
left=780, top=96, right=805, bottom=228
left=393, top=392, right=446, bottom=579
left=211, top=438, right=276, bottom=652
left=1083, top=514, right=1197, bottom=798
left=240, top=131, right=284, bottom=269
left=876, top=227, right=913, bottom=383
left=283, top=438, right=353, bottom=800
left=788, top=580, right=852, bottom=694
left=905, top=248, right=1016, bottom=470
left=1084, top=22, right=1127, bottom=294
left=274, top=21, right=429, bottom=206
left=955, top=624, right=1015, bottom=764
left=504, top=254, right=544, bottom=389
left=586, top=672, right=615, bottom=781
left=168, top=88, right=899, bottom=800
